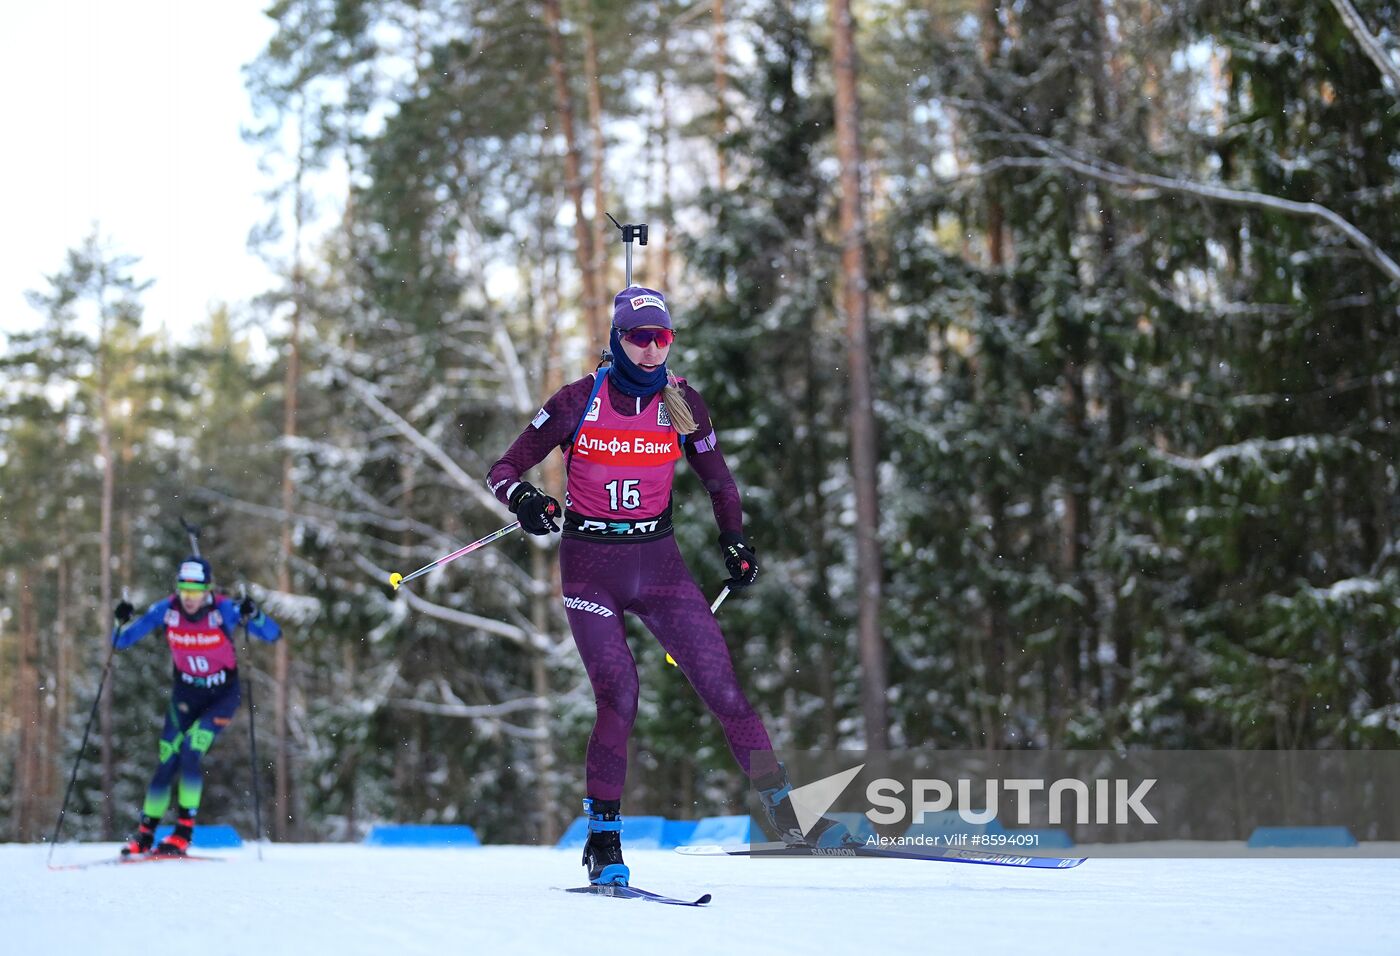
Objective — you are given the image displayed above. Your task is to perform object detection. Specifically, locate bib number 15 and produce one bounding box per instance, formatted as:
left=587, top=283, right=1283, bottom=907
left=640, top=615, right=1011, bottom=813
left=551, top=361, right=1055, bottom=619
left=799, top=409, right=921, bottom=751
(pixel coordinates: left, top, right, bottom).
left=605, top=479, right=641, bottom=511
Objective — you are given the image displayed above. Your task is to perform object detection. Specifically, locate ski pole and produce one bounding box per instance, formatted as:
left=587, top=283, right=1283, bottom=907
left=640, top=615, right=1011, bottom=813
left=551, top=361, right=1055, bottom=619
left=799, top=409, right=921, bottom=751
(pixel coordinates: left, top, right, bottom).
left=46, top=623, right=120, bottom=866
left=666, top=586, right=732, bottom=667
left=388, top=519, right=530, bottom=591
left=239, top=586, right=265, bottom=861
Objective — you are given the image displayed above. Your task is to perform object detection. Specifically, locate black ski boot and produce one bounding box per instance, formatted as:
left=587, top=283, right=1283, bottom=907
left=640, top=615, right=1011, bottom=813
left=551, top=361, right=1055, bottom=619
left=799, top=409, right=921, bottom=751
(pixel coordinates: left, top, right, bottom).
left=581, top=797, right=629, bottom=886
left=153, top=809, right=195, bottom=856
left=754, top=764, right=859, bottom=848
left=121, top=816, right=159, bottom=857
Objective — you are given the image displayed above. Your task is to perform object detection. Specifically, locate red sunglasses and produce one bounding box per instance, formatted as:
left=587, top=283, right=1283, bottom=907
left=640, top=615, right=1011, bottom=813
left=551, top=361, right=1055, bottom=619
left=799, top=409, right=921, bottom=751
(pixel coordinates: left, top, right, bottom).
left=617, top=327, right=676, bottom=349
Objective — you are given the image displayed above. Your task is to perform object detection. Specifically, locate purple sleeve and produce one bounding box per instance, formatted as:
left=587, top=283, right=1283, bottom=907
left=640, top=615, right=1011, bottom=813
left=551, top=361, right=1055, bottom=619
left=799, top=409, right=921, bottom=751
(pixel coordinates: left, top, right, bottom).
left=486, top=377, right=595, bottom=504
left=681, top=384, right=745, bottom=538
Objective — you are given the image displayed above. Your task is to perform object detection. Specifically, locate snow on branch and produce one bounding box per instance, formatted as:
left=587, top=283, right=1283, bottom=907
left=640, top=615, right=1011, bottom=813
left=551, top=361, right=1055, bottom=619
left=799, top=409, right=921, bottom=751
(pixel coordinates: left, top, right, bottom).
left=1328, top=0, right=1400, bottom=95
left=386, top=699, right=546, bottom=739
left=1262, top=574, right=1399, bottom=618
left=947, top=96, right=1400, bottom=286
left=344, top=372, right=511, bottom=518
left=388, top=677, right=547, bottom=738
left=195, top=485, right=492, bottom=589
left=396, top=585, right=537, bottom=648
left=387, top=695, right=545, bottom=718
left=1151, top=434, right=1370, bottom=474
left=493, top=324, right=534, bottom=415
left=194, top=485, right=339, bottom=535
left=1303, top=577, right=1385, bottom=602
left=972, top=155, right=1400, bottom=286
left=196, top=481, right=452, bottom=547
left=455, top=207, right=533, bottom=416
left=350, top=551, right=559, bottom=655
left=255, top=588, right=324, bottom=626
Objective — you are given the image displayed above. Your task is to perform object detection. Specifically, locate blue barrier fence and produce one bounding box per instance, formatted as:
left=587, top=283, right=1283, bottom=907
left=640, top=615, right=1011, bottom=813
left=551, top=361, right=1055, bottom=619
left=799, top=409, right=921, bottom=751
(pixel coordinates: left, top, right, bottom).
left=902, top=810, right=1006, bottom=841
left=1246, top=826, right=1358, bottom=848
left=557, top=815, right=670, bottom=849
left=154, top=823, right=242, bottom=848
left=363, top=824, right=482, bottom=847
left=167, top=819, right=1357, bottom=851
left=686, top=815, right=751, bottom=846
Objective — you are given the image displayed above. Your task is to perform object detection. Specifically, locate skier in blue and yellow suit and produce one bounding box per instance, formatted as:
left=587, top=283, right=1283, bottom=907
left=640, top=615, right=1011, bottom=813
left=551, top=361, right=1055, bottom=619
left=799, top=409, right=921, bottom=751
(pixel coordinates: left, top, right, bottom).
left=110, top=555, right=281, bottom=856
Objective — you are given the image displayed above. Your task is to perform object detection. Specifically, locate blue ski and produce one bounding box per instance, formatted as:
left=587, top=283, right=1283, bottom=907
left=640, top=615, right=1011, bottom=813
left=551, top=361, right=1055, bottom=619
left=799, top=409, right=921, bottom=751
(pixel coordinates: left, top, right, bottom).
left=560, top=884, right=712, bottom=906
left=676, top=842, right=1085, bottom=869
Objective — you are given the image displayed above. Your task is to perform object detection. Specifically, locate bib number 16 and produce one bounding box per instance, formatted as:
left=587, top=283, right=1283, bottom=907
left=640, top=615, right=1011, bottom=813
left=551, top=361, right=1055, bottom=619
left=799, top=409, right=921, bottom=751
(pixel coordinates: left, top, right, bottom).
left=605, top=479, right=641, bottom=511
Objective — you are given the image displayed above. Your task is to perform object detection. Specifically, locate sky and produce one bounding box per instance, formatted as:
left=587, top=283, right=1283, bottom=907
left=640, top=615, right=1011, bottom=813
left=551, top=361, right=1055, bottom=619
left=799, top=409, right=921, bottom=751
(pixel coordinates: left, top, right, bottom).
left=1, top=1, right=280, bottom=338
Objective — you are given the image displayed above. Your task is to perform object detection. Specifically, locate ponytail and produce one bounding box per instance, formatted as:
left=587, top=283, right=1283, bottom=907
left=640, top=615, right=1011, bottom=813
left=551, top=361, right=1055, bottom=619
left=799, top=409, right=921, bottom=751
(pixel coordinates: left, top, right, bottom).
left=663, top=373, right=697, bottom=435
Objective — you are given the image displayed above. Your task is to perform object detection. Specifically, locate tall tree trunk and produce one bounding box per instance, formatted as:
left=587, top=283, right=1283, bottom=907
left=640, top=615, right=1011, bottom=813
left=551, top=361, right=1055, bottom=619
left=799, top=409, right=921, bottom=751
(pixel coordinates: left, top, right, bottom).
left=529, top=227, right=567, bottom=840
left=275, top=297, right=299, bottom=842
left=120, top=478, right=133, bottom=578
left=985, top=481, right=1009, bottom=747
left=655, top=34, right=675, bottom=291
left=0, top=582, right=9, bottom=837
left=1087, top=0, right=1123, bottom=714
left=1061, top=365, right=1091, bottom=702
left=530, top=546, right=558, bottom=842
left=55, top=552, right=69, bottom=812
left=1139, top=2, right=1163, bottom=150
left=274, top=107, right=308, bottom=841
left=829, top=0, right=888, bottom=749
left=980, top=0, right=1007, bottom=267
left=37, top=622, right=54, bottom=823
left=816, top=641, right=838, bottom=748
left=96, top=287, right=116, bottom=839
left=712, top=0, right=729, bottom=191
left=1105, top=360, right=1132, bottom=716
left=16, top=573, right=41, bottom=839
left=543, top=0, right=603, bottom=351
left=803, top=308, right=838, bottom=749
left=977, top=0, right=1011, bottom=747
left=584, top=13, right=610, bottom=294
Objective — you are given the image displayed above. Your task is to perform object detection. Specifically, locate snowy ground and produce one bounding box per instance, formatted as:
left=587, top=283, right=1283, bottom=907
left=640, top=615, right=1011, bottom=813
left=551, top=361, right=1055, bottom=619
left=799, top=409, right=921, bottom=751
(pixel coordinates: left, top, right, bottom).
left=8, top=843, right=1399, bottom=955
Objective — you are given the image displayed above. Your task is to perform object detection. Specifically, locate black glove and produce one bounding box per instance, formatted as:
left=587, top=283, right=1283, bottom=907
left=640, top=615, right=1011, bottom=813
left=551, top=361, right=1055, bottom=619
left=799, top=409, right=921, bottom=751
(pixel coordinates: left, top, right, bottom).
left=114, top=600, right=134, bottom=625
left=719, top=532, right=759, bottom=589
left=239, top=596, right=257, bottom=620
left=508, top=481, right=561, bottom=535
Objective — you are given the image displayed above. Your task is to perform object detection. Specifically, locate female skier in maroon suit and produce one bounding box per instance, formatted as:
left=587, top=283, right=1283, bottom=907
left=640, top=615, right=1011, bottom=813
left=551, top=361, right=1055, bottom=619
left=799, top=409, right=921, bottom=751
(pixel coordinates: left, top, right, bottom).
left=487, top=286, right=853, bottom=886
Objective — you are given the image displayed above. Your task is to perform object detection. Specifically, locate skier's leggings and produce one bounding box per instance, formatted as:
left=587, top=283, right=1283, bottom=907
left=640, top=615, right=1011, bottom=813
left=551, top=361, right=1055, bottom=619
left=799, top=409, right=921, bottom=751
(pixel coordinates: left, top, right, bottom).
left=560, top=534, right=777, bottom=801
left=142, top=673, right=241, bottom=818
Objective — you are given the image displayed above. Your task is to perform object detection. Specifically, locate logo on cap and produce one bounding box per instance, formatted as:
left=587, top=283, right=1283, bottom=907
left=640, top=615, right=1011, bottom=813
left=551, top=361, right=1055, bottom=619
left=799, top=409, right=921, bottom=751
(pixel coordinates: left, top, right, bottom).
left=179, top=561, right=207, bottom=583
left=630, top=294, right=666, bottom=313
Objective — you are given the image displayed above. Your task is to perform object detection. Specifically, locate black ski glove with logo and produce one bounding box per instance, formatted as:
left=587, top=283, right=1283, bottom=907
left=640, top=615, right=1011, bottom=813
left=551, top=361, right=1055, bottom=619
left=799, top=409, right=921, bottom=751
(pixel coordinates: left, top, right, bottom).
left=719, top=532, right=759, bottom=589
left=509, top=481, right=561, bottom=535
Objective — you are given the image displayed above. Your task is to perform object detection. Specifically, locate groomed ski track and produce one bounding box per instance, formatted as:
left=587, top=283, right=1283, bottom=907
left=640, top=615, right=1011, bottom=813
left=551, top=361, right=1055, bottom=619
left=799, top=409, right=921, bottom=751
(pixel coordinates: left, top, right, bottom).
left=9, top=843, right=1398, bottom=955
